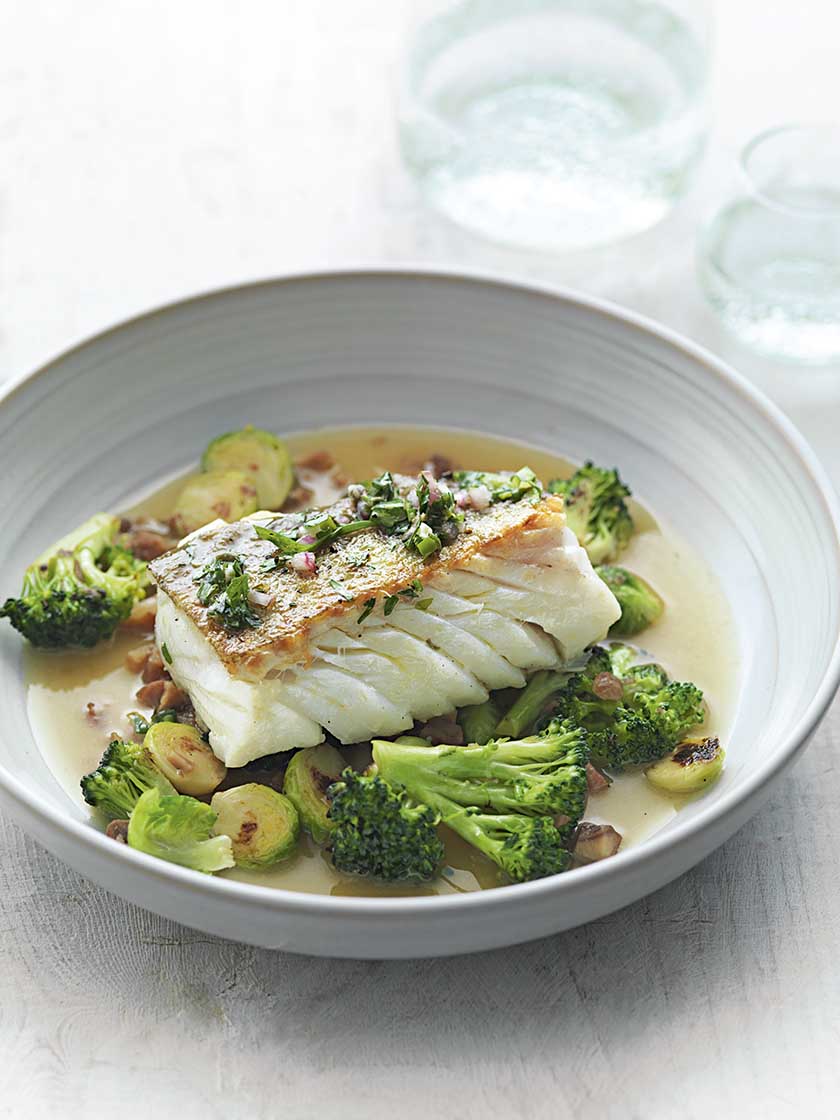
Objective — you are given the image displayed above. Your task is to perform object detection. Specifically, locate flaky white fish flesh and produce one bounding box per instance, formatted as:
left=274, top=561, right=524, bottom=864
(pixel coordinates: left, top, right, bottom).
left=154, top=498, right=619, bottom=765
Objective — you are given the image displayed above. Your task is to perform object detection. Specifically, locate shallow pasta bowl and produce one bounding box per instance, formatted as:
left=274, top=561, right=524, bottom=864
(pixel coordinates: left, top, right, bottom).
left=0, top=269, right=838, bottom=958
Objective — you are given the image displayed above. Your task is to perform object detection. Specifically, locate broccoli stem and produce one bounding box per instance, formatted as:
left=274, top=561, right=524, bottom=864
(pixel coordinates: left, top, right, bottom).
left=495, top=671, right=568, bottom=738
left=34, top=512, right=117, bottom=567
left=374, top=728, right=589, bottom=821
left=407, top=787, right=569, bottom=882
left=458, top=698, right=502, bottom=745
left=389, top=766, right=561, bottom=815
left=423, top=793, right=502, bottom=859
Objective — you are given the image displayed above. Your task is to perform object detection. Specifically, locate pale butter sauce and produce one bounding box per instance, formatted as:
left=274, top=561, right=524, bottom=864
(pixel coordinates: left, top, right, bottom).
left=26, top=426, right=738, bottom=897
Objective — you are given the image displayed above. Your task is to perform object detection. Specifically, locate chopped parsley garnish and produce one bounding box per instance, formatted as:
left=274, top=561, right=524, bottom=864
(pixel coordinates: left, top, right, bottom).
left=253, top=467, right=544, bottom=570
left=348, top=471, right=464, bottom=560
left=152, top=709, right=179, bottom=724
left=127, top=711, right=150, bottom=736
left=399, top=578, right=424, bottom=599
left=255, top=515, right=373, bottom=556
left=357, top=597, right=376, bottom=624
left=160, top=642, right=172, bottom=665
left=353, top=582, right=433, bottom=624
left=195, top=552, right=261, bottom=632
left=450, top=467, right=542, bottom=505
left=126, top=708, right=179, bottom=738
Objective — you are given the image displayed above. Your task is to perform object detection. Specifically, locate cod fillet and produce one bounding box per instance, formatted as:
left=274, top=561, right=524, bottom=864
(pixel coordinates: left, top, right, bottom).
left=150, top=489, right=620, bottom=766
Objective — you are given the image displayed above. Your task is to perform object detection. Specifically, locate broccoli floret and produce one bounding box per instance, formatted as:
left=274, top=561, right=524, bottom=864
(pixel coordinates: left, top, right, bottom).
left=548, top=462, right=634, bottom=564
left=552, top=645, right=705, bottom=768
left=604, top=647, right=672, bottom=703
left=451, top=811, right=572, bottom=881
left=0, top=513, right=150, bottom=648
left=328, top=769, right=445, bottom=881
left=596, top=565, right=664, bottom=635
left=587, top=708, right=670, bottom=769
left=458, top=697, right=503, bottom=746
left=372, top=721, right=588, bottom=882
left=495, top=670, right=570, bottom=738
left=605, top=643, right=640, bottom=679
left=127, top=787, right=235, bottom=873
left=376, top=723, right=588, bottom=820
left=634, top=680, right=706, bottom=743
left=81, top=737, right=176, bottom=820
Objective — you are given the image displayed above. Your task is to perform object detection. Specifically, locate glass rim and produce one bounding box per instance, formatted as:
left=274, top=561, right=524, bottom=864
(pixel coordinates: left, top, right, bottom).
left=739, top=122, right=840, bottom=218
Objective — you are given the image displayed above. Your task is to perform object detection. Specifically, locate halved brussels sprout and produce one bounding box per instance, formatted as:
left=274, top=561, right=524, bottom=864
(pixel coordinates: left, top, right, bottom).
left=283, top=743, right=346, bottom=844
left=144, top=722, right=227, bottom=796
left=645, top=736, right=725, bottom=794
left=201, top=426, right=294, bottom=510
left=172, top=470, right=258, bottom=536
left=211, top=783, right=300, bottom=867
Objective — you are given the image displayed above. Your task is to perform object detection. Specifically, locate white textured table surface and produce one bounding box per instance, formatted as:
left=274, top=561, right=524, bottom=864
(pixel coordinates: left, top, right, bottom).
left=2, top=4, right=840, bottom=1118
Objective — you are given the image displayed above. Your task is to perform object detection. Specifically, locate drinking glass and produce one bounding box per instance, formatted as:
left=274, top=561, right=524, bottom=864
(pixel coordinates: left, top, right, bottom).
left=698, top=125, right=840, bottom=363
left=399, top=0, right=711, bottom=251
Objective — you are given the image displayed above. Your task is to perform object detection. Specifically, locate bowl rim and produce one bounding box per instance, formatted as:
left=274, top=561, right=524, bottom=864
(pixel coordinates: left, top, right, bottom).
left=2, top=264, right=839, bottom=917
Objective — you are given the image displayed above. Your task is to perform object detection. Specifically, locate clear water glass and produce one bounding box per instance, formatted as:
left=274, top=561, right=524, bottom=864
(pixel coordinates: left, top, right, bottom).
left=699, top=125, right=840, bottom=364
left=399, top=0, right=710, bottom=251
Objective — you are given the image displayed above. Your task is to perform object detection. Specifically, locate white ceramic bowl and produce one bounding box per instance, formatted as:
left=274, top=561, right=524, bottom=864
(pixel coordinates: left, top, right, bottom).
left=1, top=270, right=838, bottom=958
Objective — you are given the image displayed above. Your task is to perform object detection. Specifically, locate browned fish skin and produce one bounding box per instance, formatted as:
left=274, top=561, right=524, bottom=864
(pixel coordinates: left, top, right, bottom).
left=149, top=491, right=565, bottom=677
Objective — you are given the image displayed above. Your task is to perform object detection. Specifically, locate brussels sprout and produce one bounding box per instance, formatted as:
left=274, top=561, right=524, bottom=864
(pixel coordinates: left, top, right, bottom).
left=172, top=470, right=258, bottom=536
left=201, top=426, right=294, bottom=510
left=127, top=788, right=234, bottom=873
left=283, top=743, right=346, bottom=844
left=645, top=736, right=725, bottom=794
left=144, top=722, right=227, bottom=796
left=596, top=565, right=664, bottom=637
left=210, top=783, right=300, bottom=867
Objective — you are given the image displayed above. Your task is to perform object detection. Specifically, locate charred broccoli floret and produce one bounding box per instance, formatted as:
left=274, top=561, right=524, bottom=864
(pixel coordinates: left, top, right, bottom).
left=596, top=565, right=664, bottom=636
left=371, top=721, right=588, bottom=882
left=548, top=462, right=634, bottom=564
left=551, top=645, right=705, bottom=768
left=1, top=514, right=150, bottom=648
left=327, top=769, right=445, bottom=881
left=81, top=737, right=176, bottom=821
